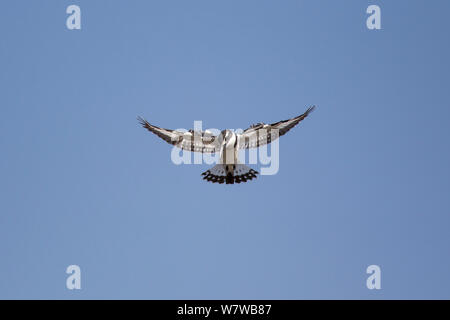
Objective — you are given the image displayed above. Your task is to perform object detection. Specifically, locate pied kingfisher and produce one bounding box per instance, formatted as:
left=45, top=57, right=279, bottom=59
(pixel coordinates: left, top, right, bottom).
left=138, top=106, right=315, bottom=184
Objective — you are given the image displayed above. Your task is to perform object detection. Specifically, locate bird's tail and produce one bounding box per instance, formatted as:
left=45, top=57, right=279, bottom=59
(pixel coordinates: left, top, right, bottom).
left=201, top=164, right=259, bottom=184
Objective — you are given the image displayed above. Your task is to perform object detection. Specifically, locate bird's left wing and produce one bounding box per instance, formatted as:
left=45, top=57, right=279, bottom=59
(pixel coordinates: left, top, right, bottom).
left=138, top=117, right=219, bottom=153
left=238, top=106, right=315, bottom=149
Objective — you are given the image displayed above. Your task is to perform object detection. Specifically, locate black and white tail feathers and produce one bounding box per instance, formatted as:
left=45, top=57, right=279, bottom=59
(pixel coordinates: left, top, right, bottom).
left=201, top=164, right=259, bottom=184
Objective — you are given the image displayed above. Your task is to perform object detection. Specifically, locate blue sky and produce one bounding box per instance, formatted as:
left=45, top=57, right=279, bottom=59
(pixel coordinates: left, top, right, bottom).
left=1, top=0, right=450, bottom=299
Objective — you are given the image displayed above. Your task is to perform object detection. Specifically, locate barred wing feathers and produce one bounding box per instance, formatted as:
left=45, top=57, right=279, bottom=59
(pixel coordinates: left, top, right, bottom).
left=238, top=106, right=315, bottom=149
left=138, top=117, right=219, bottom=154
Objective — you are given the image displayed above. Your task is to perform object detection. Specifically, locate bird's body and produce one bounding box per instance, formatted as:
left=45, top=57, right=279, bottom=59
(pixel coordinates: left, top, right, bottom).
left=220, top=130, right=238, bottom=164
left=220, top=130, right=238, bottom=183
left=210, top=129, right=257, bottom=184
left=138, top=106, right=315, bottom=184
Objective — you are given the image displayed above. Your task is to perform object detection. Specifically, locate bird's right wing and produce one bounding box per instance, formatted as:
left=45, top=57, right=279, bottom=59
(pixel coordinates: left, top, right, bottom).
left=239, top=106, right=315, bottom=149
left=138, top=117, right=220, bottom=153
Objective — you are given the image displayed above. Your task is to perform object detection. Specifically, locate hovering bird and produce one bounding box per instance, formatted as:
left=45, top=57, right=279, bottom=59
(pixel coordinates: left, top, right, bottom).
left=138, top=106, right=315, bottom=184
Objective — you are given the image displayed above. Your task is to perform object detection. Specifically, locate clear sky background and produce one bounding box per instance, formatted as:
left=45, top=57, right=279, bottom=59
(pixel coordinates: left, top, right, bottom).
left=1, top=0, right=449, bottom=299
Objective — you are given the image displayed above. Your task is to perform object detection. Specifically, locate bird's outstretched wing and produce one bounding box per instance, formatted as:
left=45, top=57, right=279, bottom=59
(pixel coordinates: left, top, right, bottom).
left=138, top=117, right=219, bottom=153
left=238, top=106, right=315, bottom=149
